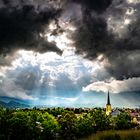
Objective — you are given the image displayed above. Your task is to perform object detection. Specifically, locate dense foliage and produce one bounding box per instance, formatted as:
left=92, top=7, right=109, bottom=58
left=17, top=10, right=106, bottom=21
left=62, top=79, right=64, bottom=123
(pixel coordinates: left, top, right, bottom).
left=0, top=107, right=136, bottom=140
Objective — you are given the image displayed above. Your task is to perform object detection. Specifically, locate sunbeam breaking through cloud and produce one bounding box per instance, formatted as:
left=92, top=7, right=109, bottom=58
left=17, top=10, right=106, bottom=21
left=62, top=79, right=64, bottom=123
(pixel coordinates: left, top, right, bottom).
left=0, top=0, right=140, bottom=107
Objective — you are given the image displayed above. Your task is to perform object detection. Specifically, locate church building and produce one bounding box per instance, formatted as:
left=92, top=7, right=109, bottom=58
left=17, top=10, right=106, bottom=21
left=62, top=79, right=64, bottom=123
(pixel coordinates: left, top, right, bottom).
left=106, top=91, right=112, bottom=115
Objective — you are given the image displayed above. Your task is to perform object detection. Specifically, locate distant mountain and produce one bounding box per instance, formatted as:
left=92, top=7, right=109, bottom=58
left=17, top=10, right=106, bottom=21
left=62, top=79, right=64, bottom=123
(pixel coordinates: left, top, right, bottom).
left=0, top=100, right=30, bottom=108
left=0, top=91, right=140, bottom=108
left=0, top=96, right=32, bottom=104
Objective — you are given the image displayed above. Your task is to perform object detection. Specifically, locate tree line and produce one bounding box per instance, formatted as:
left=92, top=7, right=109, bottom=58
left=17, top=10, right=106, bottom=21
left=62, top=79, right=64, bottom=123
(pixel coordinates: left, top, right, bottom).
left=0, top=107, right=136, bottom=140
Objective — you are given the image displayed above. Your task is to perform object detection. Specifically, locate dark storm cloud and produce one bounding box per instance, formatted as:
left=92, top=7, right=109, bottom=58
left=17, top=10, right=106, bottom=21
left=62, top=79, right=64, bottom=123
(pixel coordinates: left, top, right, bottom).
left=72, top=0, right=140, bottom=80
left=71, top=0, right=113, bottom=14
left=0, top=0, right=62, bottom=57
left=106, top=50, right=140, bottom=80
left=0, top=0, right=140, bottom=80
left=73, top=14, right=113, bottom=59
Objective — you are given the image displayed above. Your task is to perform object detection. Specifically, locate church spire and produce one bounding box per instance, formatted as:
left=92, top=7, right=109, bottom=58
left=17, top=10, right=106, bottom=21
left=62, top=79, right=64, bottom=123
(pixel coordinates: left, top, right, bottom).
left=106, top=91, right=112, bottom=115
left=107, top=91, right=110, bottom=105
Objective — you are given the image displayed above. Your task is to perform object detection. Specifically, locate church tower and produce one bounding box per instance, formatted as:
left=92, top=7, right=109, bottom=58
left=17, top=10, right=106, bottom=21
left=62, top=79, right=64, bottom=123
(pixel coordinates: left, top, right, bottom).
left=106, top=91, right=112, bottom=115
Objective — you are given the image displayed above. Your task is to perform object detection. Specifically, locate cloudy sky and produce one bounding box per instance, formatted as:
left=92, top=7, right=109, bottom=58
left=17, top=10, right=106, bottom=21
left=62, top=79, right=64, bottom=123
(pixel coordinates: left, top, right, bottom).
left=0, top=0, right=140, bottom=107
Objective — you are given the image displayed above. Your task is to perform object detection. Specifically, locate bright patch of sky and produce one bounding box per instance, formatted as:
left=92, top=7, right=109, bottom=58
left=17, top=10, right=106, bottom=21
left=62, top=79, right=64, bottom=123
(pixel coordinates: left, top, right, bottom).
left=0, top=46, right=103, bottom=101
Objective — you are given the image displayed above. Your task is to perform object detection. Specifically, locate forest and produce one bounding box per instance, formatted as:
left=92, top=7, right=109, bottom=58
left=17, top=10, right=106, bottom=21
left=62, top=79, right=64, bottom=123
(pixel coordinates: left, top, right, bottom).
left=0, top=107, right=139, bottom=140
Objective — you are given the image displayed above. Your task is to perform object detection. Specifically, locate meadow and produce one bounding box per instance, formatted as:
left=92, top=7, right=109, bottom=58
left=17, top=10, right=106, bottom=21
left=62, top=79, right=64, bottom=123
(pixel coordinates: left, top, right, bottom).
left=81, top=130, right=140, bottom=140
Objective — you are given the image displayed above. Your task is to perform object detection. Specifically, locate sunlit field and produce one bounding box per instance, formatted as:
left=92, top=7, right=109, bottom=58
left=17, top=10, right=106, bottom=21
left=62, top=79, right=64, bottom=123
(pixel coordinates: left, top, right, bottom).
left=81, top=130, right=140, bottom=140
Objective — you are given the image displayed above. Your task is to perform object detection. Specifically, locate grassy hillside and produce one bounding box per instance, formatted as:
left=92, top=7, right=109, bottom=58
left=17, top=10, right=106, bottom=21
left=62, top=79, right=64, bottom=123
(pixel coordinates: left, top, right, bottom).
left=81, top=130, right=140, bottom=140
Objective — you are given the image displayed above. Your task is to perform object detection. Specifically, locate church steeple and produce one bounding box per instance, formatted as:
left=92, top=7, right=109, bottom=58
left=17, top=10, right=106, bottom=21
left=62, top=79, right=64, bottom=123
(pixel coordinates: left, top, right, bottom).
left=107, top=91, right=110, bottom=105
left=106, top=91, right=112, bottom=115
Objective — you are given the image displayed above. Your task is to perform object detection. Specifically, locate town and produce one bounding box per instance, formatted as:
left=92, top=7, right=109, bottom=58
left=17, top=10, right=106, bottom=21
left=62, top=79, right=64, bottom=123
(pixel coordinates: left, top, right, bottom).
left=1, top=91, right=140, bottom=140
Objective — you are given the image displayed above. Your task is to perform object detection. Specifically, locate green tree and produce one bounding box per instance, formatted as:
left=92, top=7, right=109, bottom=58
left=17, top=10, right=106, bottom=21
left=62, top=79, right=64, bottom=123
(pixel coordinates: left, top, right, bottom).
left=28, top=111, right=42, bottom=139
left=37, top=112, right=61, bottom=140
left=115, top=112, right=131, bottom=130
left=75, top=113, right=96, bottom=137
left=58, top=111, right=77, bottom=139
left=7, top=111, right=32, bottom=139
left=90, top=109, right=111, bottom=131
left=0, top=107, right=5, bottom=134
left=0, top=107, right=5, bottom=123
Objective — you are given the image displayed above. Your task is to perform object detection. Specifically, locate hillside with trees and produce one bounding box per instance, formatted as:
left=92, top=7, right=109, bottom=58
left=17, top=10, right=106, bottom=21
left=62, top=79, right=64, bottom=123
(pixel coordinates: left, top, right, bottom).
left=0, top=107, right=139, bottom=140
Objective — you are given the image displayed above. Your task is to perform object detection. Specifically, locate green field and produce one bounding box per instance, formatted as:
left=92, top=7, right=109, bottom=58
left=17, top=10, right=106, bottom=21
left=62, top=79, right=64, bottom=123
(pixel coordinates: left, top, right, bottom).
left=81, top=130, right=140, bottom=140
